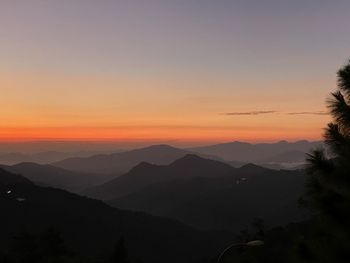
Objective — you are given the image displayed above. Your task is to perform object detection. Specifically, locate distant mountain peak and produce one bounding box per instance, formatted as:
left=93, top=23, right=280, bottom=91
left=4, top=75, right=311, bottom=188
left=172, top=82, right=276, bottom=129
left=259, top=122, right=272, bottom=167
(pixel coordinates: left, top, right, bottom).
left=128, top=161, right=158, bottom=174
left=190, top=139, right=323, bottom=163
left=220, top=141, right=251, bottom=146
left=52, top=144, right=189, bottom=174
left=171, top=154, right=208, bottom=165
left=240, top=163, right=270, bottom=172
left=240, top=163, right=261, bottom=169
left=13, top=162, right=42, bottom=167
left=169, top=154, right=233, bottom=172
left=0, top=168, right=32, bottom=185
left=182, top=154, right=203, bottom=160
left=143, top=144, right=179, bottom=150
left=135, top=161, right=155, bottom=167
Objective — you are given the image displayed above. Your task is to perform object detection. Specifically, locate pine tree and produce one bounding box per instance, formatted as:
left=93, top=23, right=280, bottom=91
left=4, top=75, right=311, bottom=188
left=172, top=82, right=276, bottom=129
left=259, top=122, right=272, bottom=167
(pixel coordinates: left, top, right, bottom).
left=304, top=60, right=350, bottom=220
left=301, top=60, right=350, bottom=262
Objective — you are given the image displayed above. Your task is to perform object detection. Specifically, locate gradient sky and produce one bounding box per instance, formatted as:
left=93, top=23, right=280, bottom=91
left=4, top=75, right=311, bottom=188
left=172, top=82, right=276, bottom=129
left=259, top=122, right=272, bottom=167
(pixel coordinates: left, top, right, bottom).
left=1, top=0, right=350, bottom=145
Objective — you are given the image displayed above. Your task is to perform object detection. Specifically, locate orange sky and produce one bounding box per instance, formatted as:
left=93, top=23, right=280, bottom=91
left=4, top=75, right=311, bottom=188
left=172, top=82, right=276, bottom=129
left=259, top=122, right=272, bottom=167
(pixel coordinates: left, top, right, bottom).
left=1, top=1, right=346, bottom=145
left=0, top=124, right=326, bottom=143
left=0, top=71, right=330, bottom=144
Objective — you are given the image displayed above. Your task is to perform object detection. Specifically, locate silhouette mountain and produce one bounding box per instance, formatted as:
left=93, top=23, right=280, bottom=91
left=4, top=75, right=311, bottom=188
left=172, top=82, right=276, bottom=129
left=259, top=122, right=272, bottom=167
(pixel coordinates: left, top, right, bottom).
left=260, top=150, right=307, bottom=163
left=0, top=151, right=111, bottom=165
left=84, top=154, right=234, bottom=200
left=52, top=145, right=220, bottom=174
left=109, top=163, right=308, bottom=232
left=0, top=162, right=111, bottom=192
left=190, top=140, right=322, bottom=163
left=0, top=168, right=31, bottom=185
left=0, top=169, right=231, bottom=263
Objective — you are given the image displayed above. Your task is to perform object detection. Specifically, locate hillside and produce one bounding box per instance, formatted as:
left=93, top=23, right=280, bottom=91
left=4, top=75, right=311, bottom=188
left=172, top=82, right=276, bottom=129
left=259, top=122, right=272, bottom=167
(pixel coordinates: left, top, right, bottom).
left=106, top=162, right=308, bottom=232
left=0, top=150, right=110, bottom=165
left=0, top=169, right=231, bottom=263
left=190, top=140, right=322, bottom=163
left=52, top=145, right=202, bottom=174
left=0, top=168, right=32, bottom=185
left=84, top=154, right=234, bottom=200
left=0, top=162, right=111, bottom=192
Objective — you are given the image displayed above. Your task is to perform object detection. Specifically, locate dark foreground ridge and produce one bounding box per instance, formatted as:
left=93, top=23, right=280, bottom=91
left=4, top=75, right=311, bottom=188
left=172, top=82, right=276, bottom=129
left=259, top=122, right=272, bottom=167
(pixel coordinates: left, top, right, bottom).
left=0, top=168, right=231, bottom=263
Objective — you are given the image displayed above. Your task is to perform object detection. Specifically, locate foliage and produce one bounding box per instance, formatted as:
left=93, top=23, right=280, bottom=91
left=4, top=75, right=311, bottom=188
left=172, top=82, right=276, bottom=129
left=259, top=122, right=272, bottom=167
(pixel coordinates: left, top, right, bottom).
left=225, top=59, right=350, bottom=263
left=2, top=228, right=132, bottom=263
left=110, top=237, right=130, bottom=263
left=298, top=60, right=350, bottom=262
left=303, top=60, right=350, bottom=217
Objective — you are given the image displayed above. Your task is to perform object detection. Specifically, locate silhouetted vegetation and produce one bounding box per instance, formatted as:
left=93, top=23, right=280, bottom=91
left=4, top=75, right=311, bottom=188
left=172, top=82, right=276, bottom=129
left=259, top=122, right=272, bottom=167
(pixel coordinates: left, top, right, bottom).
left=110, top=237, right=129, bottom=263
left=222, top=60, right=350, bottom=263
left=0, top=228, right=135, bottom=263
left=2, top=228, right=72, bottom=263
left=0, top=169, right=230, bottom=263
left=298, top=60, right=350, bottom=262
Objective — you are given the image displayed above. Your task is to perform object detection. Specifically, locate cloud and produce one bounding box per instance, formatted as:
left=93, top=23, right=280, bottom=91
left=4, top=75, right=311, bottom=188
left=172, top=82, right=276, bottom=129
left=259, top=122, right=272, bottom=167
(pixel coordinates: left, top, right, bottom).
left=287, top=111, right=328, bottom=115
left=223, top=111, right=278, bottom=116
left=222, top=110, right=328, bottom=116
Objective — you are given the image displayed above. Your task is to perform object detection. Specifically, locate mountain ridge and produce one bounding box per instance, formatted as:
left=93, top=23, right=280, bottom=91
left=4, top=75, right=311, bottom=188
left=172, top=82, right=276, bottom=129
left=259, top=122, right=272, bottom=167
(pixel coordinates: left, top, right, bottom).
left=0, top=169, right=231, bottom=263
left=52, top=144, right=220, bottom=174
left=108, top=165, right=308, bottom=232
left=0, top=162, right=111, bottom=192
left=189, top=140, right=322, bottom=163
left=84, top=154, right=235, bottom=200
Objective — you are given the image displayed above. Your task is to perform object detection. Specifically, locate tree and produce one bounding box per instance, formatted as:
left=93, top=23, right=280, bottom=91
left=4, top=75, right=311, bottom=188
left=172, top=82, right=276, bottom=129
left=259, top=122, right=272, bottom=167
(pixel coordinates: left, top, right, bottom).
left=301, top=60, right=350, bottom=262
left=38, top=227, right=69, bottom=263
left=111, top=237, right=129, bottom=263
left=229, top=60, right=350, bottom=263
left=8, top=227, right=72, bottom=263
left=10, top=230, right=40, bottom=263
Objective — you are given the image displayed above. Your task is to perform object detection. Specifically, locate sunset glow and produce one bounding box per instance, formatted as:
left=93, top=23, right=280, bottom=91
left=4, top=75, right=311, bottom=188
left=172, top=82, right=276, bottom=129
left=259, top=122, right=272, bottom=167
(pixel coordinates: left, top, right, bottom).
left=1, top=1, right=348, bottom=145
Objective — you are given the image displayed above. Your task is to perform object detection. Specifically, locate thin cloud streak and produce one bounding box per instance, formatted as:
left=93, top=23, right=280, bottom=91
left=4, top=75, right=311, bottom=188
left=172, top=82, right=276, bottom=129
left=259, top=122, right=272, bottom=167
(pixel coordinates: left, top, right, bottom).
left=223, top=111, right=278, bottom=116
left=222, top=110, right=328, bottom=116
left=287, top=111, right=328, bottom=115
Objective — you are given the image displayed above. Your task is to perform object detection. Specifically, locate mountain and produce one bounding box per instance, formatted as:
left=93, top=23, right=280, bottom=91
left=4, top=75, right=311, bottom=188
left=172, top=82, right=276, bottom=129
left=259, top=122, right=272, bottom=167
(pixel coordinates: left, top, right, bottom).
left=108, top=163, right=308, bottom=232
left=84, top=154, right=234, bottom=200
left=0, top=168, right=32, bottom=185
left=259, top=150, right=307, bottom=163
left=190, top=140, right=322, bottom=164
left=0, top=163, right=112, bottom=192
left=0, top=151, right=113, bottom=165
left=52, top=144, right=222, bottom=174
left=253, top=150, right=308, bottom=170
left=227, top=160, right=247, bottom=168
left=0, top=169, right=231, bottom=263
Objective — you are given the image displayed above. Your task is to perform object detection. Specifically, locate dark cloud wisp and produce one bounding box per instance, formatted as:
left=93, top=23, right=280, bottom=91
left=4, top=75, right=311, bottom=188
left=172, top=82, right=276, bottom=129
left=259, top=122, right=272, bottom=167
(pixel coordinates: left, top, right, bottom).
left=223, top=111, right=278, bottom=116
left=222, top=110, right=328, bottom=116
left=287, top=111, right=328, bottom=115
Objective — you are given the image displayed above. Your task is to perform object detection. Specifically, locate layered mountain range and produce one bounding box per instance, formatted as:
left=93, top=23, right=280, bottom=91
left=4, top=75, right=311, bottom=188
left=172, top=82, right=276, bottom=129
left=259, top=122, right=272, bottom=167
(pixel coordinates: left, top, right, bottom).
left=0, top=168, right=230, bottom=263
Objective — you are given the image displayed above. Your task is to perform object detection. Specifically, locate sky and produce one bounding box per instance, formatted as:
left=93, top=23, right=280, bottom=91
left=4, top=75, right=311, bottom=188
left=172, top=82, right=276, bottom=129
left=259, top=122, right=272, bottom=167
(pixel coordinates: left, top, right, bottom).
left=1, top=0, right=350, bottom=147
